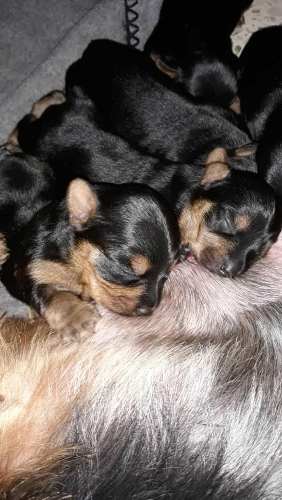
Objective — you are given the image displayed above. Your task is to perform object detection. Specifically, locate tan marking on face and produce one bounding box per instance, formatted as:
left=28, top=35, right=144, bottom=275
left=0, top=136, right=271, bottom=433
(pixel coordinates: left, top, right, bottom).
left=89, top=272, right=144, bottom=315
left=150, top=53, right=178, bottom=79
left=178, top=199, right=234, bottom=268
left=30, top=241, right=144, bottom=316
left=178, top=199, right=214, bottom=245
left=131, top=255, right=152, bottom=276
left=191, top=226, right=234, bottom=263
left=29, top=259, right=83, bottom=296
left=235, top=214, right=251, bottom=231
left=0, top=234, right=9, bottom=266
left=31, top=90, right=65, bottom=119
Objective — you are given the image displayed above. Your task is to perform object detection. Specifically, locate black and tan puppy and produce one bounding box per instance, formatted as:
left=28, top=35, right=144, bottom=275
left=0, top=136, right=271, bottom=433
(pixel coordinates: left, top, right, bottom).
left=145, top=0, right=253, bottom=109
left=239, top=26, right=282, bottom=197
left=13, top=90, right=280, bottom=278
left=0, top=178, right=179, bottom=337
left=65, top=39, right=252, bottom=164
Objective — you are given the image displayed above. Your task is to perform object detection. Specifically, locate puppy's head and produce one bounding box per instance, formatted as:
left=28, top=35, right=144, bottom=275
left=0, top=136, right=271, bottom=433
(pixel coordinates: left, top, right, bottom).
left=178, top=148, right=281, bottom=277
left=67, top=179, right=179, bottom=315
left=147, top=28, right=238, bottom=109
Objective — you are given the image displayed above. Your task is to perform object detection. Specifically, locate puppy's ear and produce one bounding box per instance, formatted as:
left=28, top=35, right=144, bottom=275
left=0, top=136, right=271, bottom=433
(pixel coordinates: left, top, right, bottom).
left=201, top=148, right=230, bottom=187
left=206, top=147, right=228, bottom=165
left=229, top=142, right=257, bottom=158
left=67, top=179, right=97, bottom=230
left=150, top=53, right=178, bottom=79
left=230, top=95, right=241, bottom=114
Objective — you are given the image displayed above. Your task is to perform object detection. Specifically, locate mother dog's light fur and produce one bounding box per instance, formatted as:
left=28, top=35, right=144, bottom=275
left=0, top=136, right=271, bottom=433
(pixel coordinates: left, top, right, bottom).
left=1, top=235, right=282, bottom=497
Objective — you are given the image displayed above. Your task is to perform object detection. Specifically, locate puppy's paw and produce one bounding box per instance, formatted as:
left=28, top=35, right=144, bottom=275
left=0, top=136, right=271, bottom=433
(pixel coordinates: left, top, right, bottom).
left=45, top=292, right=99, bottom=346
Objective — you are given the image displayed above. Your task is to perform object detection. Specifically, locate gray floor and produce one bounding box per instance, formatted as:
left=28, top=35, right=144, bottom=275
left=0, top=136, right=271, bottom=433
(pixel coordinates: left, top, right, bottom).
left=0, top=0, right=162, bottom=143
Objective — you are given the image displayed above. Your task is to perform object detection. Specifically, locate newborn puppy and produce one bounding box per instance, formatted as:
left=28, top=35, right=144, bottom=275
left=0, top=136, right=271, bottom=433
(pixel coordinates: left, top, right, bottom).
left=13, top=91, right=279, bottom=277
left=0, top=148, right=54, bottom=234
left=239, top=26, right=282, bottom=197
left=0, top=148, right=55, bottom=267
left=145, top=0, right=253, bottom=109
left=0, top=178, right=178, bottom=338
left=65, top=39, right=251, bottom=164
left=1, top=231, right=282, bottom=498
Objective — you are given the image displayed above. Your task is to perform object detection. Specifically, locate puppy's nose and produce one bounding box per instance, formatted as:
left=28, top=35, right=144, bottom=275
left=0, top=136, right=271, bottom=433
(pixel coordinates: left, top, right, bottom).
left=219, top=263, right=234, bottom=278
left=136, top=305, right=155, bottom=316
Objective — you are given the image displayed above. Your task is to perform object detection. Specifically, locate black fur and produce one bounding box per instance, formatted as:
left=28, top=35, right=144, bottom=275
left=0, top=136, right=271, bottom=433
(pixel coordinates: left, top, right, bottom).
left=144, top=0, right=253, bottom=107
left=1, top=181, right=179, bottom=316
left=0, top=148, right=54, bottom=235
left=15, top=87, right=280, bottom=278
left=65, top=39, right=251, bottom=164
left=238, top=26, right=282, bottom=197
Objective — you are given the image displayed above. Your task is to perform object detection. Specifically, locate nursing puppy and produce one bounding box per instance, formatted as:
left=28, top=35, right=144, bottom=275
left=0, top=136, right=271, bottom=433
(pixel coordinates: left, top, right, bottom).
left=145, top=0, right=253, bottom=109
left=1, top=232, right=282, bottom=498
left=13, top=90, right=280, bottom=277
left=0, top=178, right=178, bottom=337
left=65, top=39, right=251, bottom=164
left=239, top=26, right=282, bottom=197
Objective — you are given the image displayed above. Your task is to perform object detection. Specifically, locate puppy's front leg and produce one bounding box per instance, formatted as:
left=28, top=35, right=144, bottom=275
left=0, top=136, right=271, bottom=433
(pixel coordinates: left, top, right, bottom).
left=43, top=290, right=99, bottom=345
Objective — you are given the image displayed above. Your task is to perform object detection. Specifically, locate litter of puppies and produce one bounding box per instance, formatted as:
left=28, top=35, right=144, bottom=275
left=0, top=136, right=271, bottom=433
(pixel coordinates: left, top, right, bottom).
left=1, top=1, right=282, bottom=497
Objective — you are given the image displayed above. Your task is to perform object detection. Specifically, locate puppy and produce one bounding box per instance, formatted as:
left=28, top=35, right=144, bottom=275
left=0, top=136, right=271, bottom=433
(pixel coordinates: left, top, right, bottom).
left=1, top=231, right=282, bottom=497
left=145, top=0, right=253, bottom=109
left=0, top=178, right=179, bottom=337
left=0, top=148, right=54, bottom=233
left=13, top=91, right=280, bottom=277
left=238, top=26, right=282, bottom=197
left=0, top=148, right=55, bottom=268
left=65, top=39, right=252, bottom=164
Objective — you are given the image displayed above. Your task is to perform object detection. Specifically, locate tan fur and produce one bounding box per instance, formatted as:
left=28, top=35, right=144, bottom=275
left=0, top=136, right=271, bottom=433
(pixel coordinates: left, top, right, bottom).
left=0, top=317, right=94, bottom=486
left=30, top=240, right=143, bottom=318
left=5, top=127, right=20, bottom=149
left=0, top=234, right=9, bottom=266
left=131, top=255, right=152, bottom=275
left=230, top=95, right=241, bottom=114
left=67, top=179, right=98, bottom=229
left=178, top=199, right=233, bottom=267
left=90, top=272, right=144, bottom=315
left=150, top=53, right=178, bottom=79
left=5, top=90, right=65, bottom=150
left=178, top=199, right=214, bottom=245
left=201, top=163, right=230, bottom=186
left=235, top=214, right=251, bottom=231
left=206, top=147, right=228, bottom=165
left=31, top=90, right=65, bottom=119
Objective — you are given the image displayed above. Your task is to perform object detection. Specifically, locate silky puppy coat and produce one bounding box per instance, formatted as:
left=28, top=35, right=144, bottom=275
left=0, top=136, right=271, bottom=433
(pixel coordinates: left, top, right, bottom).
left=14, top=89, right=280, bottom=277
left=145, top=0, right=253, bottom=109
